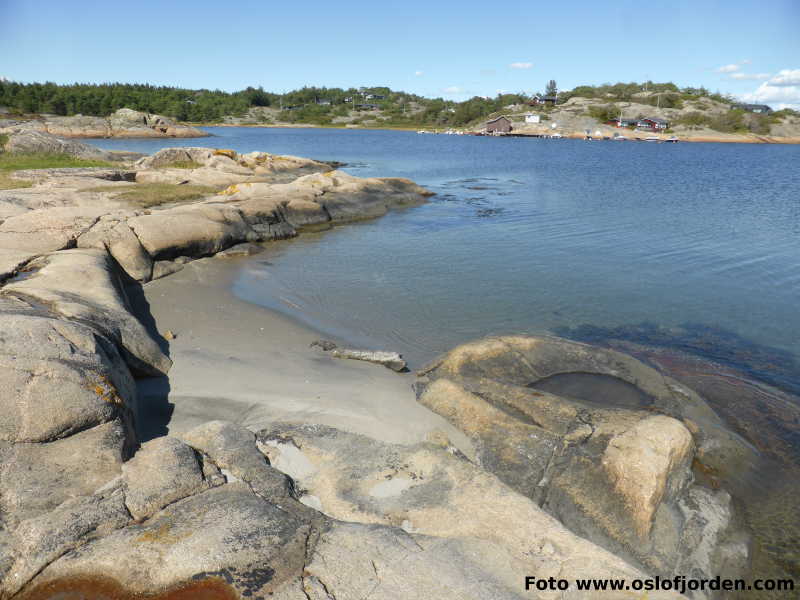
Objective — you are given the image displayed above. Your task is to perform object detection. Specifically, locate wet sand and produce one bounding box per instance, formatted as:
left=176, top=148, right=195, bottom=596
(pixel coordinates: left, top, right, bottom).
left=133, top=255, right=473, bottom=456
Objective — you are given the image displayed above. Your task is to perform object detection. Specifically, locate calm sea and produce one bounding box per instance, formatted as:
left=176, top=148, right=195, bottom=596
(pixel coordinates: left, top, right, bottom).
left=91, top=128, right=800, bottom=383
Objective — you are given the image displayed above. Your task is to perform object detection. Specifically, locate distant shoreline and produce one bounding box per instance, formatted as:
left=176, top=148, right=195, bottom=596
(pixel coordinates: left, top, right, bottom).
left=193, top=122, right=800, bottom=144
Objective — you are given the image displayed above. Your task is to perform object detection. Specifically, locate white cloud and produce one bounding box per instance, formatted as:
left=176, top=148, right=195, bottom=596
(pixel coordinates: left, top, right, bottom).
left=509, top=62, right=533, bottom=70
left=739, top=59, right=752, bottom=65
left=414, top=70, right=424, bottom=77
left=716, top=64, right=740, bottom=73
left=730, top=72, right=770, bottom=80
left=768, top=69, right=800, bottom=87
left=739, top=77, right=800, bottom=110
left=443, top=86, right=463, bottom=94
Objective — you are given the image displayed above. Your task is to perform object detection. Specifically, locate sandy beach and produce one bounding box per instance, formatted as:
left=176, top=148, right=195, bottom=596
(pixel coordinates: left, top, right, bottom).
left=132, top=254, right=474, bottom=456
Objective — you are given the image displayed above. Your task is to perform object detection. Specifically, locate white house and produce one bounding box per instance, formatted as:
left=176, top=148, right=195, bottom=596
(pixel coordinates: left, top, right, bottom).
left=525, top=114, right=541, bottom=124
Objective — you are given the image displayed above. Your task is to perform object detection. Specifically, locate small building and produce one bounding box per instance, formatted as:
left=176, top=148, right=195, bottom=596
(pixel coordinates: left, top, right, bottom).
left=355, top=103, right=380, bottom=110
left=636, top=117, right=670, bottom=130
left=365, top=94, right=385, bottom=100
left=529, top=95, right=557, bottom=106
left=524, top=114, right=541, bottom=124
left=730, top=103, right=772, bottom=114
left=344, top=97, right=353, bottom=103
left=315, top=99, right=332, bottom=106
left=486, top=116, right=512, bottom=133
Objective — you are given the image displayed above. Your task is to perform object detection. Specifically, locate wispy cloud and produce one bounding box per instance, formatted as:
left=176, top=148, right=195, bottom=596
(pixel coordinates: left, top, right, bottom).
left=509, top=62, right=533, bottom=70
left=739, top=59, right=752, bottom=65
left=443, top=86, right=464, bottom=94
left=730, top=72, right=770, bottom=80
left=414, top=70, right=424, bottom=77
left=716, top=64, right=740, bottom=73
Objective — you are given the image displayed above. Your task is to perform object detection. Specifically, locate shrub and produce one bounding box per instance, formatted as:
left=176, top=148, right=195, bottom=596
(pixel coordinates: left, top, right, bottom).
left=586, top=104, right=619, bottom=122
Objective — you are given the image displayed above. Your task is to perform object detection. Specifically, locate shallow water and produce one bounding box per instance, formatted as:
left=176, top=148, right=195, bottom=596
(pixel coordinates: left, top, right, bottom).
left=92, top=128, right=800, bottom=382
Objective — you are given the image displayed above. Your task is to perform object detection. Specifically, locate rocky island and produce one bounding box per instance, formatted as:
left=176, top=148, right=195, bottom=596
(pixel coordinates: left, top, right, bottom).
left=0, top=130, right=781, bottom=599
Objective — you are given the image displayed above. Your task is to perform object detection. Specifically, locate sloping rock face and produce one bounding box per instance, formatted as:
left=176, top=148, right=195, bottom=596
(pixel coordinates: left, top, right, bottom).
left=1, top=129, right=116, bottom=160
left=415, top=336, right=753, bottom=589
left=0, top=108, right=206, bottom=139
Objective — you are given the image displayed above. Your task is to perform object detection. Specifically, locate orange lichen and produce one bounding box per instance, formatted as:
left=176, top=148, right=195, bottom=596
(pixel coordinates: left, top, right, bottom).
left=87, top=374, right=123, bottom=405
left=212, top=149, right=237, bottom=159
left=18, top=575, right=239, bottom=600
left=133, top=522, right=191, bottom=546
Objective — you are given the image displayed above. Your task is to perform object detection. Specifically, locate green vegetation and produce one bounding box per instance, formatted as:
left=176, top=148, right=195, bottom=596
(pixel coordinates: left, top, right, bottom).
left=82, top=182, right=219, bottom=208
left=0, top=152, right=114, bottom=190
left=586, top=104, right=620, bottom=123
left=2, top=79, right=789, bottom=135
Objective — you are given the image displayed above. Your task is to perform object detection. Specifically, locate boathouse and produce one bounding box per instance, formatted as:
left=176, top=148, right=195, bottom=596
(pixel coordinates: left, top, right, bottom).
left=636, top=117, right=670, bottom=131
left=486, top=116, right=513, bottom=133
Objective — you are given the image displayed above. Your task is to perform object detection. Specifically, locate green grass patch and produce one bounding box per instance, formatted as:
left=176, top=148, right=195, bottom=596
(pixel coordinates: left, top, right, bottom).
left=82, top=182, right=219, bottom=208
left=0, top=152, right=114, bottom=189
left=0, top=152, right=115, bottom=171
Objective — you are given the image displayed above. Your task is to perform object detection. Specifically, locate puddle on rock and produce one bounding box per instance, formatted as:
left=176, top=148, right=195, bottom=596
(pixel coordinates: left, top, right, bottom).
left=528, top=372, right=655, bottom=409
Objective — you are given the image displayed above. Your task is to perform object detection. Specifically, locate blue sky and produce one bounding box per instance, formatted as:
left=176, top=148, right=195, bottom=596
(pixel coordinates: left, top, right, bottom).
left=1, top=0, right=799, bottom=107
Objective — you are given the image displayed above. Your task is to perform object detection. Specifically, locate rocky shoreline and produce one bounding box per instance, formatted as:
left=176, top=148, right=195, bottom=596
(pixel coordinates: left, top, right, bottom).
left=0, top=108, right=205, bottom=139
left=0, top=131, right=776, bottom=598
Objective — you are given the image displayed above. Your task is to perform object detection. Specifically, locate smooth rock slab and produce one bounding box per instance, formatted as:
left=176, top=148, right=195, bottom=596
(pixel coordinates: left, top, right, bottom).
left=29, top=484, right=311, bottom=598
left=0, top=312, right=137, bottom=443
left=0, top=206, right=108, bottom=253
left=0, top=420, right=127, bottom=524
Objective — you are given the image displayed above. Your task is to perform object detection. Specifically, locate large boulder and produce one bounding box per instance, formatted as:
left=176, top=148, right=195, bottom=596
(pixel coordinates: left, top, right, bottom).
left=416, top=335, right=751, bottom=584
left=128, top=203, right=256, bottom=260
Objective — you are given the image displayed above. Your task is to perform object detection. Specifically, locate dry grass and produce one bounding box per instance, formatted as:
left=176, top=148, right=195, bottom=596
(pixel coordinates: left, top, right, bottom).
left=82, top=182, right=219, bottom=208
left=161, top=160, right=203, bottom=169
left=0, top=171, right=33, bottom=190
